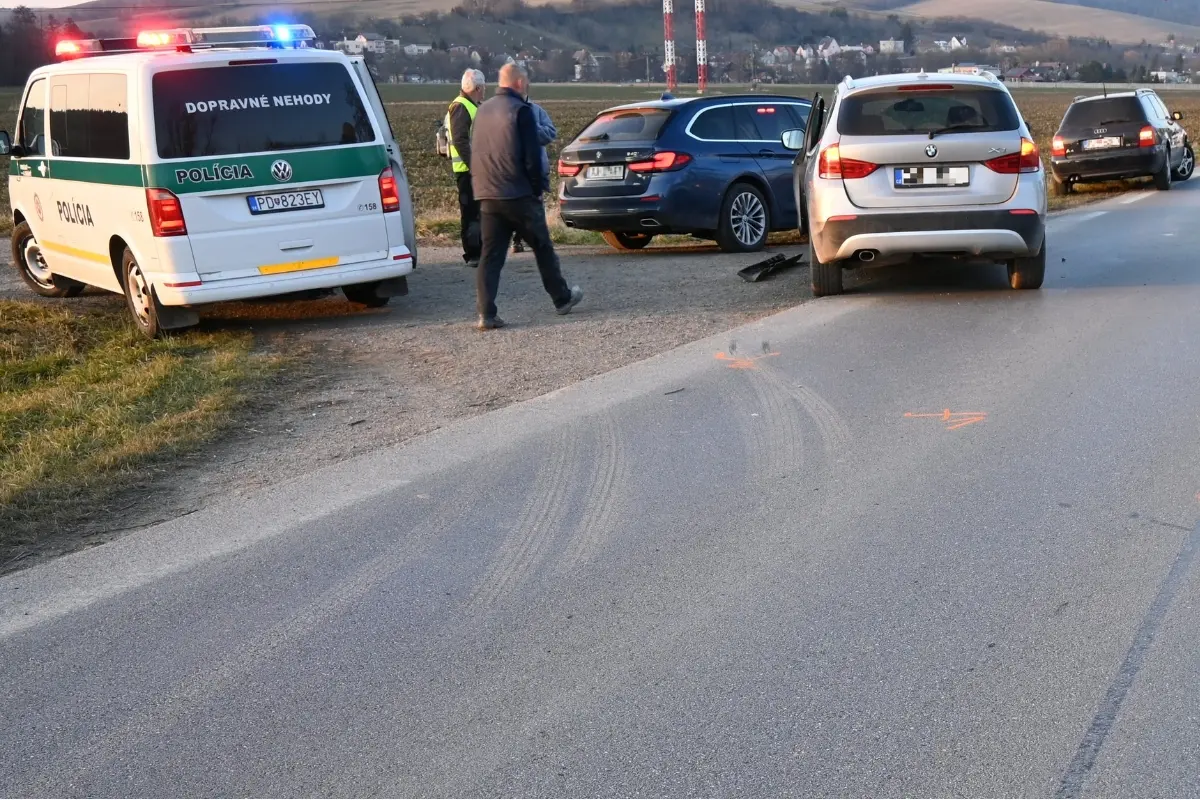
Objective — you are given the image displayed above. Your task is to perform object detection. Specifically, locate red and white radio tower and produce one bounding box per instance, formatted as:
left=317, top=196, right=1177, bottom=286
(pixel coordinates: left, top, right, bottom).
left=695, top=0, right=708, bottom=93
left=663, top=0, right=677, bottom=92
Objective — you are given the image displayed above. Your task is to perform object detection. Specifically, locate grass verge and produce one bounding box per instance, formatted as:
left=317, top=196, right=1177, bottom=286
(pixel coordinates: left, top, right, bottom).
left=0, top=301, right=277, bottom=561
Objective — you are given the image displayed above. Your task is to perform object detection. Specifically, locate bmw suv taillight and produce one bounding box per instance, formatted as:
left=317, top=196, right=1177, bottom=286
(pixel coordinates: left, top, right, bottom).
left=1139, top=126, right=1157, bottom=147
left=146, top=188, right=186, bottom=237
left=818, top=143, right=878, bottom=180
left=628, top=151, right=692, bottom=173
left=984, top=138, right=1041, bottom=174
left=379, top=167, right=401, bottom=213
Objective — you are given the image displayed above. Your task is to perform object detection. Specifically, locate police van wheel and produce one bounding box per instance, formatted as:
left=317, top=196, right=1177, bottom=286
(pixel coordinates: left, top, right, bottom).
left=121, top=248, right=164, bottom=338
left=12, top=221, right=84, bottom=299
left=343, top=282, right=390, bottom=308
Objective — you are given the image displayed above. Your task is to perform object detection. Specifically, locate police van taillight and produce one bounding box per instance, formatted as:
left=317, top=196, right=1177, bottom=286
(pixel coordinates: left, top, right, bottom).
left=379, top=168, right=401, bottom=213
left=146, top=189, right=188, bottom=237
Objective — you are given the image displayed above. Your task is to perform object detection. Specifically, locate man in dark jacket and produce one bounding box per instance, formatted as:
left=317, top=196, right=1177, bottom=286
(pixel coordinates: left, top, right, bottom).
left=446, top=69, right=485, bottom=267
left=470, top=64, right=582, bottom=330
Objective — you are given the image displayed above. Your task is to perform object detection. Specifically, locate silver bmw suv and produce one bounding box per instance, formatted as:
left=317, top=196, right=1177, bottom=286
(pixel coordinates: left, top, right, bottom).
left=784, top=72, right=1047, bottom=296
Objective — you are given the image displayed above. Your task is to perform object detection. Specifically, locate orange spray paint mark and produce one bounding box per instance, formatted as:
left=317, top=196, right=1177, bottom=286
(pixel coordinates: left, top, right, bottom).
left=715, top=351, right=781, bottom=370
left=905, top=410, right=988, bottom=431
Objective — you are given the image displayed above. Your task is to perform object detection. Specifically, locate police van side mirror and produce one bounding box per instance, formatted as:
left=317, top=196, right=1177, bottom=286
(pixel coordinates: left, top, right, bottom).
left=781, top=129, right=805, bottom=151
left=0, top=131, right=11, bottom=156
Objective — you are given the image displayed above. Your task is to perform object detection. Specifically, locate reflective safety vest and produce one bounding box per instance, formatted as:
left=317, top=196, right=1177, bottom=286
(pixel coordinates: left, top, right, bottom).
left=445, top=96, right=478, bottom=174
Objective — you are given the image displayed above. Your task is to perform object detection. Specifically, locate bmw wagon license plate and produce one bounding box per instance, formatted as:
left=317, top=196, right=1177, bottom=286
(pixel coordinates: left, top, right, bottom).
left=586, top=165, right=625, bottom=181
left=1083, top=136, right=1122, bottom=150
left=248, top=189, right=325, bottom=215
left=894, top=166, right=971, bottom=188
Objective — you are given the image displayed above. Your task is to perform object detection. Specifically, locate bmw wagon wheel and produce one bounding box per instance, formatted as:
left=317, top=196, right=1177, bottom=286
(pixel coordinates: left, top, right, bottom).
left=11, top=221, right=84, bottom=298
left=1175, top=143, right=1195, bottom=181
left=122, top=248, right=163, bottom=338
left=717, top=183, right=770, bottom=253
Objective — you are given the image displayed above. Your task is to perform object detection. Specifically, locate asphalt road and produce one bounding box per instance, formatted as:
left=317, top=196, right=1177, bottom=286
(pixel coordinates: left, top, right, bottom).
left=4, top=185, right=1200, bottom=797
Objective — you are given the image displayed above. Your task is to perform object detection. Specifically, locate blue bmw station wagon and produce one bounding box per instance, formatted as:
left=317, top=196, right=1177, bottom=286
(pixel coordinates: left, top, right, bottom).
left=558, top=94, right=812, bottom=253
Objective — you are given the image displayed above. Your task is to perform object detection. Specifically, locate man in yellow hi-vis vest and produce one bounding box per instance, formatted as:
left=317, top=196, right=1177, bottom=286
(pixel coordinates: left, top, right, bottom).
left=447, top=69, right=486, bottom=267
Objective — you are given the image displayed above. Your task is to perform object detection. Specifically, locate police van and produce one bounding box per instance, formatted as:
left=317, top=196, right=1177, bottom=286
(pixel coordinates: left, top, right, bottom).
left=0, top=25, right=418, bottom=336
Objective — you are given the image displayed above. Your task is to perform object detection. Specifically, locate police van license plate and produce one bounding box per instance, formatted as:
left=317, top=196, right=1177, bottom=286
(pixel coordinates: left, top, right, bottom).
left=894, top=166, right=971, bottom=187
left=248, top=189, right=325, bottom=215
left=586, top=165, right=625, bottom=180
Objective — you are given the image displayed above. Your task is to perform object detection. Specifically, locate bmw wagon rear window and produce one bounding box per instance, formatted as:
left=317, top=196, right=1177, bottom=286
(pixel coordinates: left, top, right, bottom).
left=838, top=88, right=1020, bottom=136
left=576, top=108, right=671, bottom=143
left=153, top=62, right=377, bottom=159
left=1061, top=97, right=1145, bottom=129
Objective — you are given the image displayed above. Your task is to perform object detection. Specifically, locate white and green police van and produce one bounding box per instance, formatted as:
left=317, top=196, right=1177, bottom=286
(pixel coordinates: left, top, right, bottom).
left=1, top=25, right=417, bottom=337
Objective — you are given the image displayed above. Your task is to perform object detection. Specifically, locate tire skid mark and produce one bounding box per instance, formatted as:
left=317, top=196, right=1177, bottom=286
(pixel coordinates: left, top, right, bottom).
left=557, top=414, right=630, bottom=576
left=469, top=428, right=581, bottom=612
left=762, top=370, right=853, bottom=454
left=742, top=366, right=806, bottom=480
left=36, top=508, right=469, bottom=795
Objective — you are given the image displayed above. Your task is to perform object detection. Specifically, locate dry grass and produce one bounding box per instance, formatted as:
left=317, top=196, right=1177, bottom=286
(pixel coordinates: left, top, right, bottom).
left=0, top=301, right=276, bottom=556
left=898, top=0, right=1200, bottom=43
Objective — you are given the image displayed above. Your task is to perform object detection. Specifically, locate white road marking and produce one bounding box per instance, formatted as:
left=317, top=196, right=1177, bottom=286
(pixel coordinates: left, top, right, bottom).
left=1121, top=192, right=1151, bottom=205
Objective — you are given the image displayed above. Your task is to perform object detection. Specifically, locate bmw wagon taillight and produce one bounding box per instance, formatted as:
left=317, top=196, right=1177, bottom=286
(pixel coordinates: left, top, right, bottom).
left=1139, top=126, right=1157, bottom=147
left=558, top=160, right=582, bottom=177
left=379, top=167, right=400, bottom=213
left=146, top=188, right=186, bottom=237
left=984, top=137, right=1041, bottom=174
left=818, top=143, right=878, bottom=180
left=628, top=151, right=692, bottom=173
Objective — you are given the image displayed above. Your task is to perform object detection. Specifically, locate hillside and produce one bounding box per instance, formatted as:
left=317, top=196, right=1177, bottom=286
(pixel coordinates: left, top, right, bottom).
left=1047, top=0, right=1200, bottom=27
left=892, top=0, right=1200, bottom=43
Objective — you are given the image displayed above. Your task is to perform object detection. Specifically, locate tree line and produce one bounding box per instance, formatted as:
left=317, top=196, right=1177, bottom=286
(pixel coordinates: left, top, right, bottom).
left=0, top=7, right=85, bottom=88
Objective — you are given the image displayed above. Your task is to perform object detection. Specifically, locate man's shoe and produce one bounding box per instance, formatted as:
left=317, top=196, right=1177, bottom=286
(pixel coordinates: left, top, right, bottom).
left=478, top=315, right=506, bottom=330
left=512, top=242, right=525, bottom=254
left=555, top=286, right=584, bottom=316
left=465, top=259, right=480, bottom=269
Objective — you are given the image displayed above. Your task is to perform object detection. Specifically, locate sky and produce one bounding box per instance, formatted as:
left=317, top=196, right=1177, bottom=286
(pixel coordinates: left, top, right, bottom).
left=5, top=1, right=85, bottom=7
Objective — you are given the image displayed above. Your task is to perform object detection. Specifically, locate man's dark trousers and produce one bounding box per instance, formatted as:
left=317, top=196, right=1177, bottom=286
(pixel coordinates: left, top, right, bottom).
left=477, top=197, right=570, bottom=319
left=456, top=173, right=481, bottom=264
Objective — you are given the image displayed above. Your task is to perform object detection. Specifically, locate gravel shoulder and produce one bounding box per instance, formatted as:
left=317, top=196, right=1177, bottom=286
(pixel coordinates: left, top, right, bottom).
left=1, top=238, right=811, bottom=565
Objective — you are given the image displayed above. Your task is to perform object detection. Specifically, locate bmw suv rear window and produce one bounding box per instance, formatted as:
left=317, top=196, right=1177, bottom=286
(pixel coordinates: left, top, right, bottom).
left=1061, top=97, right=1145, bottom=129
left=153, top=62, right=377, bottom=159
left=838, top=88, right=1020, bottom=136
left=576, top=108, right=672, bottom=143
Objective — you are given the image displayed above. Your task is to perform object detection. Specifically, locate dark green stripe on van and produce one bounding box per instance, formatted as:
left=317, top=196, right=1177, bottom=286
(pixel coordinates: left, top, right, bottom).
left=50, top=160, right=144, bottom=186
left=143, top=145, right=389, bottom=194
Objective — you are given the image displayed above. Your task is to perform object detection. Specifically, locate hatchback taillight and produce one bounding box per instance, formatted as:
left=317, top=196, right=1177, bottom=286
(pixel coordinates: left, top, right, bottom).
left=984, top=137, right=1040, bottom=174
left=818, top=143, right=878, bottom=180
left=1139, top=126, right=1157, bottom=147
left=145, top=188, right=186, bottom=237
left=558, top=160, right=582, bottom=177
left=379, top=167, right=400, bottom=213
left=1052, top=136, right=1066, bottom=157
left=628, top=151, right=692, bottom=173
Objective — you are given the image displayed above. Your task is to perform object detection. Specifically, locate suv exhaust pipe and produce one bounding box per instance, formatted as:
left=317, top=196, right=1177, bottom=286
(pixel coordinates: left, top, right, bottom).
left=857, top=250, right=878, bottom=263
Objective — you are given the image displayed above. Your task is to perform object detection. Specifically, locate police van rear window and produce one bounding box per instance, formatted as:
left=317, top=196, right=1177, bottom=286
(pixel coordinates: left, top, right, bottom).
left=153, top=62, right=377, bottom=159
left=838, top=88, right=1020, bottom=136
left=577, top=108, right=672, bottom=143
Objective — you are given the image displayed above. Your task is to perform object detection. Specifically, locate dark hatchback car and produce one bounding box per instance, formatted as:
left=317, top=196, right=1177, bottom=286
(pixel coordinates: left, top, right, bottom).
left=1050, top=89, right=1194, bottom=194
left=557, top=94, right=812, bottom=252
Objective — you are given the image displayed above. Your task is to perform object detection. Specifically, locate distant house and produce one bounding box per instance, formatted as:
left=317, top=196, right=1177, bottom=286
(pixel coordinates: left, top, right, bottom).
left=355, top=33, right=390, bottom=55
left=950, top=36, right=969, bottom=51
left=817, top=37, right=841, bottom=61
left=757, top=50, right=778, bottom=67
left=403, top=43, right=433, bottom=57
left=939, top=63, right=1000, bottom=77
left=1003, top=67, right=1037, bottom=82
left=796, top=44, right=815, bottom=64
left=879, top=38, right=904, bottom=55
left=1152, top=70, right=1186, bottom=83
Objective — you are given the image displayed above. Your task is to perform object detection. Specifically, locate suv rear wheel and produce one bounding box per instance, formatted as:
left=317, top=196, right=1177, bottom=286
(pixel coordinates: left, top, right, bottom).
left=809, top=241, right=843, bottom=297
left=1007, top=243, right=1045, bottom=290
left=601, top=231, right=654, bottom=251
left=1175, top=143, right=1195, bottom=181
left=717, top=183, right=769, bottom=253
left=1155, top=149, right=1173, bottom=191
left=11, top=221, right=85, bottom=299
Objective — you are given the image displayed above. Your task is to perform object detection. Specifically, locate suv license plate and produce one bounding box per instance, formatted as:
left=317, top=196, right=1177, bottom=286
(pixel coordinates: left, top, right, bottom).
left=586, top=165, right=625, bottom=180
left=1083, top=136, right=1122, bottom=150
left=894, top=166, right=970, bottom=188
left=248, top=189, right=325, bottom=215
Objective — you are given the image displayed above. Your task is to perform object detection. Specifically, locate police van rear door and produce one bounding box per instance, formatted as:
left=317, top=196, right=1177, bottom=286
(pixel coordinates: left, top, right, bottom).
left=149, top=56, right=393, bottom=281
